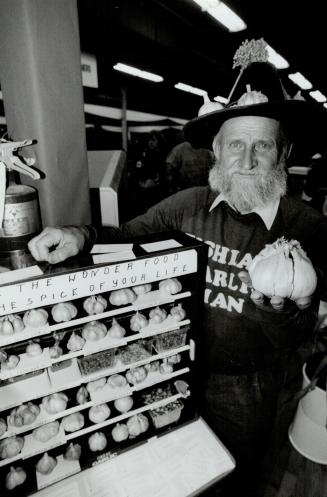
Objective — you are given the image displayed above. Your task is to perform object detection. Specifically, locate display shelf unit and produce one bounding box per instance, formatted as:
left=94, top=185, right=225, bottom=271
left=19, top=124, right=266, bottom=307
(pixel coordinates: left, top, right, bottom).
left=0, top=232, right=208, bottom=496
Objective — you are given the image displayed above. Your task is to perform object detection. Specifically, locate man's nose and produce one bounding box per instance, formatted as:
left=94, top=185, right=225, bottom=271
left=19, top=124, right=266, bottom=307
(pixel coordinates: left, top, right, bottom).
left=241, top=147, right=256, bottom=170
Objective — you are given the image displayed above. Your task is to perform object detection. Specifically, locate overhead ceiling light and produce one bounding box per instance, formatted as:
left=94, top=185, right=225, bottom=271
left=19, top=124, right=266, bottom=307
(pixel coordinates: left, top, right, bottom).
left=113, top=63, right=163, bottom=82
left=288, top=72, right=312, bottom=90
left=174, top=82, right=208, bottom=96
left=309, top=90, right=327, bottom=103
left=192, top=0, right=246, bottom=32
left=323, top=103, right=327, bottom=109
left=214, top=95, right=228, bottom=104
left=265, top=44, right=289, bottom=69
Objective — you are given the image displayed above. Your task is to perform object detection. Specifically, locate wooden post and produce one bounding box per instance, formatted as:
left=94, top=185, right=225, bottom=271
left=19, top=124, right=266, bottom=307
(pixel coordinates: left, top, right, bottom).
left=0, top=0, right=91, bottom=226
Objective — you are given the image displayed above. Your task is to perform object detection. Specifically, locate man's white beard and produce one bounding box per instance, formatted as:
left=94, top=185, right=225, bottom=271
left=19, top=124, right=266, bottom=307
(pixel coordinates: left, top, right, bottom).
left=208, top=159, right=287, bottom=213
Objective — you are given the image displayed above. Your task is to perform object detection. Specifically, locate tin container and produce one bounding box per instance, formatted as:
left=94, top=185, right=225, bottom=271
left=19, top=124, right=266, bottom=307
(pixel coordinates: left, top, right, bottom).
left=0, top=183, right=42, bottom=256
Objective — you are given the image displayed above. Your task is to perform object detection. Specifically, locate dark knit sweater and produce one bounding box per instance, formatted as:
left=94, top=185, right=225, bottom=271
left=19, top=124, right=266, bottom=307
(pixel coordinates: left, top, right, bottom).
left=96, top=186, right=327, bottom=373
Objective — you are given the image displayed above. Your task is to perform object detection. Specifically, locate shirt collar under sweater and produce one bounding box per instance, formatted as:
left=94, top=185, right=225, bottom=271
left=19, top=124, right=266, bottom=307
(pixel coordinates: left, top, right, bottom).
left=209, top=193, right=280, bottom=230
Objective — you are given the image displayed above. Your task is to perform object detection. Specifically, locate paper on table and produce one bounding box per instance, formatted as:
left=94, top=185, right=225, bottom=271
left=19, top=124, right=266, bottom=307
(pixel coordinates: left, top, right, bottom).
left=34, top=479, right=81, bottom=497
left=84, top=459, right=125, bottom=497
left=92, top=250, right=136, bottom=264
left=141, top=239, right=182, bottom=253
left=0, top=265, right=43, bottom=285
left=91, top=243, right=133, bottom=254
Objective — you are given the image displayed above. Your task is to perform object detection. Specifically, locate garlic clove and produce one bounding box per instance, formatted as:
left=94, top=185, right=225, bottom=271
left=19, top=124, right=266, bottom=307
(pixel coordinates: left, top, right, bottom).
left=290, top=246, right=317, bottom=300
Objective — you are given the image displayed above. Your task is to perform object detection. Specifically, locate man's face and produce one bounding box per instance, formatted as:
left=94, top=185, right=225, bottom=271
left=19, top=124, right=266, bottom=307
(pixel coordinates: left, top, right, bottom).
left=210, top=115, right=287, bottom=212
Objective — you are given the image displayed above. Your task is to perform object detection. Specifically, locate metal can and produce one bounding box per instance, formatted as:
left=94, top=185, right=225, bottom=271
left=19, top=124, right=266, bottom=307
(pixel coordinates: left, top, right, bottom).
left=0, top=184, right=42, bottom=254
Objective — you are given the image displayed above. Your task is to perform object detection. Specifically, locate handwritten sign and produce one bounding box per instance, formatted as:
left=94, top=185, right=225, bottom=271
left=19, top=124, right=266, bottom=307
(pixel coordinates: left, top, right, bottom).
left=0, top=250, right=197, bottom=316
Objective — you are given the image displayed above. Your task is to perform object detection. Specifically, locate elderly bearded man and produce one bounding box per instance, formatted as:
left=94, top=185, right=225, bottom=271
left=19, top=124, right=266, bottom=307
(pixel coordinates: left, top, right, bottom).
left=28, top=60, right=327, bottom=496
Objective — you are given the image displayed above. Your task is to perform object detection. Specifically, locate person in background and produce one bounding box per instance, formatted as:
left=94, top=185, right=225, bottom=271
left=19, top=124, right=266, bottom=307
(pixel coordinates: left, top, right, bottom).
left=129, top=130, right=168, bottom=214
left=28, top=55, right=327, bottom=496
left=165, top=138, right=214, bottom=194
left=302, top=150, right=327, bottom=215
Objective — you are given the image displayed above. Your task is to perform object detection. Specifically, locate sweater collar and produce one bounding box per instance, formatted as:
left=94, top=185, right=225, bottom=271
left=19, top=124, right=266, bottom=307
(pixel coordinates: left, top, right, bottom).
left=209, top=193, right=280, bottom=230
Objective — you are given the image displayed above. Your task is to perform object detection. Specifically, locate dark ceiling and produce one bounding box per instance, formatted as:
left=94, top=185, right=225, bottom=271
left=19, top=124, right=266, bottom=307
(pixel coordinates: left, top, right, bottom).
left=77, top=0, right=327, bottom=122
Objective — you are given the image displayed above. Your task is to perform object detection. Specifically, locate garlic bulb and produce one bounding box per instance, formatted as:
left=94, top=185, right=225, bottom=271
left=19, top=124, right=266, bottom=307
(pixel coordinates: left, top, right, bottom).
left=109, top=288, right=137, bottom=306
left=64, top=443, right=82, bottom=461
left=33, top=421, right=60, bottom=442
left=2, top=355, right=20, bottom=370
left=88, top=431, right=107, bottom=452
left=0, top=350, right=8, bottom=363
left=132, top=283, right=152, bottom=295
left=6, top=466, right=27, bottom=490
left=107, top=318, right=126, bottom=339
left=9, top=403, right=40, bottom=427
left=83, top=295, right=107, bottom=315
left=42, top=392, right=68, bottom=414
left=67, top=331, right=85, bottom=351
left=170, top=304, right=186, bottom=322
left=26, top=340, right=42, bottom=357
left=149, top=306, right=167, bottom=324
left=49, top=341, right=63, bottom=359
left=0, top=314, right=24, bottom=335
left=61, top=412, right=85, bottom=433
left=159, top=362, right=174, bottom=374
left=81, top=320, right=107, bottom=341
left=0, top=317, right=14, bottom=336
left=126, top=414, right=149, bottom=438
left=126, top=366, right=148, bottom=385
left=114, top=395, right=133, bottom=413
left=23, top=308, right=48, bottom=327
left=249, top=237, right=317, bottom=300
left=107, top=374, right=127, bottom=389
left=0, top=418, right=7, bottom=437
left=130, top=311, right=148, bottom=332
left=76, top=386, right=89, bottom=404
left=36, top=452, right=57, bottom=475
left=86, top=377, right=106, bottom=393
left=159, top=278, right=182, bottom=295
left=88, top=403, right=111, bottom=424
left=0, top=436, right=24, bottom=459
left=111, top=423, right=129, bottom=442
left=51, top=302, right=78, bottom=323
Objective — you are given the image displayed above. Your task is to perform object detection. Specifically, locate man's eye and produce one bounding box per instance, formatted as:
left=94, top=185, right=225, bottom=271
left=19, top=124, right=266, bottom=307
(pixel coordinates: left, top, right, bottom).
left=254, top=141, right=273, bottom=152
left=228, top=141, right=243, bottom=150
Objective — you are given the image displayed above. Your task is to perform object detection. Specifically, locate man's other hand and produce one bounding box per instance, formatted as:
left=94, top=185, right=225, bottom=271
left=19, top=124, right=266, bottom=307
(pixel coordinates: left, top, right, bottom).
left=28, top=226, right=88, bottom=264
left=238, top=271, right=313, bottom=311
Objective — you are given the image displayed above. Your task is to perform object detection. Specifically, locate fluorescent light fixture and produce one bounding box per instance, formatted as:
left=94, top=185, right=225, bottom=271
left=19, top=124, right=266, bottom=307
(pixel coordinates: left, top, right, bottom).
left=323, top=103, right=327, bottom=109
left=309, top=90, right=327, bottom=103
left=174, top=82, right=208, bottom=96
left=266, top=44, right=289, bottom=69
left=214, top=95, right=228, bottom=104
left=192, top=0, right=246, bottom=32
left=113, top=62, right=163, bottom=82
left=288, top=72, right=312, bottom=90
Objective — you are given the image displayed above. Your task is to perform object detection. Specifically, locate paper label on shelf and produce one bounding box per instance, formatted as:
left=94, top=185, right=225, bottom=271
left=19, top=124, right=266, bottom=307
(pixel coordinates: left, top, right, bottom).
left=91, top=243, right=134, bottom=254
left=0, top=265, right=43, bottom=285
left=93, top=250, right=136, bottom=264
left=140, top=239, right=182, bottom=252
left=0, top=249, right=197, bottom=315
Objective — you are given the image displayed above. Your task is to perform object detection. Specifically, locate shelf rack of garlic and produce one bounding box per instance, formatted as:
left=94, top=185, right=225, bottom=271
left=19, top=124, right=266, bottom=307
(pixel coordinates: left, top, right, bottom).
left=0, top=232, right=207, bottom=496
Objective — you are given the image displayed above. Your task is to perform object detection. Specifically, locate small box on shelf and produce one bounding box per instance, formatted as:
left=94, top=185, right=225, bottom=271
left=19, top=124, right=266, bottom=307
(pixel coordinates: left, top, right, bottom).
left=149, top=399, right=184, bottom=428
left=153, top=326, right=189, bottom=353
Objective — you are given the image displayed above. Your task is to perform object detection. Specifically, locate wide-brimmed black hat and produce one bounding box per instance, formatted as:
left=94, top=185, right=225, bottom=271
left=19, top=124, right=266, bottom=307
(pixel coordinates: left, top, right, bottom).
left=184, top=62, right=327, bottom=153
